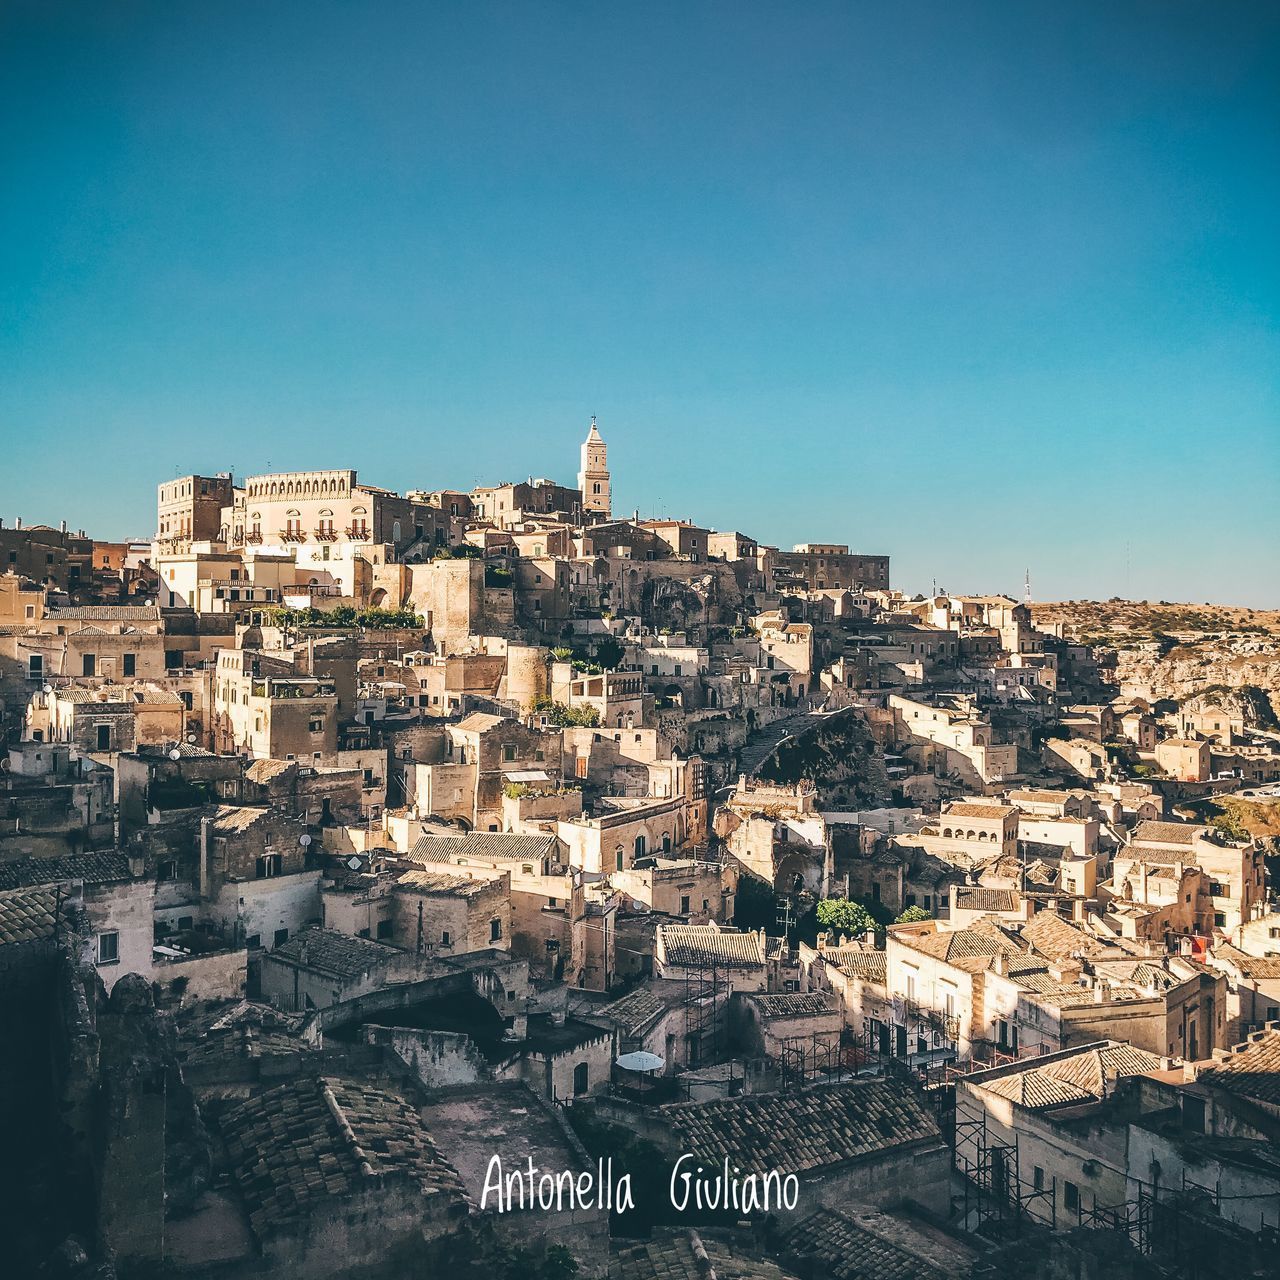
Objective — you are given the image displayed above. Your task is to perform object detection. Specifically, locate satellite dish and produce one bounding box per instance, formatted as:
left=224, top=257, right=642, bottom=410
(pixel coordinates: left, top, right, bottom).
left=168, top=749, right=182, bottom=761
left=42, top=684, right=53, bottom=694
left=187, top=733, right=197, bottom=744
left=346, top=856, right=363, bottom=871
left=299, top=833, right=312, bottom=847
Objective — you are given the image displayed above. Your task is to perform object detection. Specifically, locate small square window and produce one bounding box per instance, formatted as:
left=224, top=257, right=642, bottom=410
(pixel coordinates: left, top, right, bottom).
left=97, top=932, right=119, bottom=964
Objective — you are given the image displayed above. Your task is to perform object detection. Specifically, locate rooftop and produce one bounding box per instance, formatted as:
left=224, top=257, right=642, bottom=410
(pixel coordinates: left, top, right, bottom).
left=972, top=1041, right=1166, bottom=1111
left=409, top=831, right=557, bottom=865
left=952, top=887, right=1017, bottom=914
left=221, top=1076, right=466, bottom=1237
left=0, top=887, right=60, bottom=948
left=659, top=1080, right=940, bottom=1173
left=1200, top=1026, right=1280, bottom=1109
left=395, top=869, right=496, bottom=899
left=822, top=947, right=887, bottom=985
left=747, top=991, right=837, bottom=1019
left=1131, top=820, right=1201, bottom=846
left=614, top=1230, right=800, bottom=1280
left=658, top=923, right=766, bottom=969
left=270, top=926, right=404, bottom=979
left=0, top=852, right=133, bottom=890
left=780, top=1205, right=964, bottom=1280
left=943, top=802, right=1016, bottom=821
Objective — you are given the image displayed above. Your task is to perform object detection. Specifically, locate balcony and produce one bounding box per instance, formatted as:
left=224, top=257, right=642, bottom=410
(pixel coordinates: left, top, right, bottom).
left=279, top=528, right=307, bottom=543
left=313, top=527, right=338, bottom=541
left=245, top=531, right=263, bottom=544
left=345, top=526, right=371, bottom=540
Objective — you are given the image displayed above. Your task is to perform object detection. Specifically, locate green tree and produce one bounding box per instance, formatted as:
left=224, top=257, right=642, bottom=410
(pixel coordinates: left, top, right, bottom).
left=895, top=905, right=931, bottom=924
left=593, top=637, right=625, bottom=670
left=815, top=897, right=878, bottom=937
left=1212, top=810, right=1250, bottom=843
left=533, top=699, right=600, bottom=728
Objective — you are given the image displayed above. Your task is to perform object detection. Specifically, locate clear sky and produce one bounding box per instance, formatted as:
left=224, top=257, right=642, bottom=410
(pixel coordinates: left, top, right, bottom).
left=2, top=1, right=1277, bottom=605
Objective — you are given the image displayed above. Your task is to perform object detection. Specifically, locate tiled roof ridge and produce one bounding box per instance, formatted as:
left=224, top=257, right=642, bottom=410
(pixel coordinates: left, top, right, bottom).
left=319, top=1078, right=377, bottom=1179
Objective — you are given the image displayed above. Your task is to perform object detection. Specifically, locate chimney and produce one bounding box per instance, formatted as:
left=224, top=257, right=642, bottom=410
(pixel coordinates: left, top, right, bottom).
left=60, top=520, right=67, bottom=534
left=15, top=516, right=22, bottom=530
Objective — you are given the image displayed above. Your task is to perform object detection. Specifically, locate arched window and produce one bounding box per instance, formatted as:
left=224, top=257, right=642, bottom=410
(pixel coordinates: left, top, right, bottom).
left=615, top=845, right=624, bottom=871
left=634, top=834, right=646, bottom=859
left=661, top=832, right=672, bottom=854
left=392, top=520, right=401, bottom=543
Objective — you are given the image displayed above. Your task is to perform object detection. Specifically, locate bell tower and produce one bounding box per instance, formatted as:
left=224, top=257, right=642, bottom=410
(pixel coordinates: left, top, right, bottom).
left=578, top=416, right=611, bottom=518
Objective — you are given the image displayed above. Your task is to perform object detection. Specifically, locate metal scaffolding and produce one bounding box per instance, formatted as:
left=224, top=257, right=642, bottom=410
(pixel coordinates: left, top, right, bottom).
left=953, top=1112, right=1056, bottom=1238
left=682, top=955, right=722, bottom=1069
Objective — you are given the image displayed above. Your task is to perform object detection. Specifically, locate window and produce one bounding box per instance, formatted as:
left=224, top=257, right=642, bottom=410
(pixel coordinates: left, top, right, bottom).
left=1063, top=1181, right=1079, bottom=1214
left=273, top=928, right=289, bottom=947
left=256, top=853, right=282, bottom=878
left=490, top=918, right=502, bottom=941
left=377, top=919, right=394, bottom=940
left=573, top=1062, right=590, bottom=1095
left=1214, top=912, right=1226, bottom=928
left=441, top=930, right=452, bottom=946
left=502, top=744, right=517, bottom=762
left=157, top=860, right=176, bottom=882
left=82, top=653, right=96, bottom=676
left=122, top=653, right=135, bottom=677
left=244, top=933, right=261, bottom=949
left=96, top=724, right=111, bottom=751
left=1033, top=1166, right=1045, bottom=1192
left=97, top=932, right=119, bottom=964
left=680, top=895, right=691, bottom=914
left=28, top=653, right=43, bottom=680
left=309, top=718, right=323, bottom=733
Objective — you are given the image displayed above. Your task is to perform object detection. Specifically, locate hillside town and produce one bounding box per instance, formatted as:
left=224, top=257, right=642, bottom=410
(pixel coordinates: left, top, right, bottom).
left=2, top=423, right=1279, bottom=1280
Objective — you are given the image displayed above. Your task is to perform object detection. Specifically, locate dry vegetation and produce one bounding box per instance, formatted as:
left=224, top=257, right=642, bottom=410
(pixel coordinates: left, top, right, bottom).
left=1031, top=600, right=1280, bottom=650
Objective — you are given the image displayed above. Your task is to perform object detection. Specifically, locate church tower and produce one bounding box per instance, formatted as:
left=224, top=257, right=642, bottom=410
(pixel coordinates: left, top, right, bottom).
left=578, top=416, right=611, bottom=519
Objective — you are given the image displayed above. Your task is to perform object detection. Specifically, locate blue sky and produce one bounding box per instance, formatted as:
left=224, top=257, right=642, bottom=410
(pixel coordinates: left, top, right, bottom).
left=2, top=1, right=1277, bottom=605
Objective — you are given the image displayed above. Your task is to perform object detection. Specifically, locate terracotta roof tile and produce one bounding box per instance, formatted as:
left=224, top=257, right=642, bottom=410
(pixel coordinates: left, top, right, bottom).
left=659, top=1080, right=940, bottom=1173
left=659, top=924, right=766, bottom=969
left=0, top=887, right=59, bottom=947
left=221, top=1076, right=466, bottom=1237
left=0, top=852, right=132, bottom=890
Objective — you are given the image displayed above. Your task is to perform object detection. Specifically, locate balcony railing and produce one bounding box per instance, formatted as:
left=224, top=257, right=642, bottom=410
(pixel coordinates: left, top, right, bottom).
left=314, top=527, right=338, bottom=541
left=346, top=526, right=371, bottom=540
left=245, top=531, right=263, bottom=544
left=279, top=528, right=307, bottom=543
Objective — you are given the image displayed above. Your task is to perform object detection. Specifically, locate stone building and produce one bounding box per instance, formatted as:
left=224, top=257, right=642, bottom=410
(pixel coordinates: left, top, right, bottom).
left=155, top=472, right=237, bottom=547
left=219, top=1074, right=469, bottom=1277
left=772, top=543, right=890, bottom=593
left=578, top=417, right=611, bottom=518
